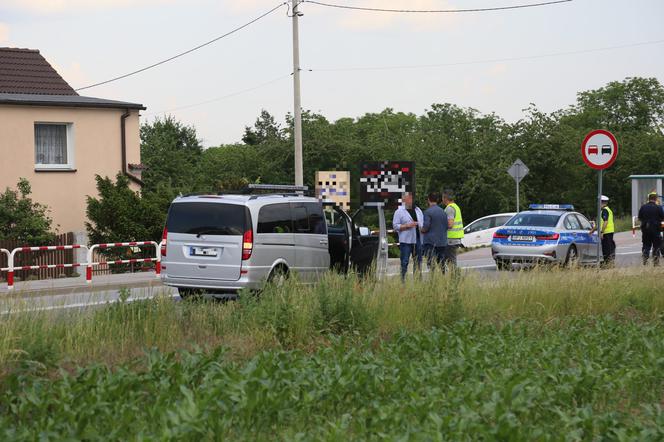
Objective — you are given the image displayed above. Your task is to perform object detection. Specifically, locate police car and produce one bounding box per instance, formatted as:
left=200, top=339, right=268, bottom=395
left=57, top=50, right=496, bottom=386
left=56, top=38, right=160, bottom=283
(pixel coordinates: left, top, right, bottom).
left=491, top=204, right=599, bottom=270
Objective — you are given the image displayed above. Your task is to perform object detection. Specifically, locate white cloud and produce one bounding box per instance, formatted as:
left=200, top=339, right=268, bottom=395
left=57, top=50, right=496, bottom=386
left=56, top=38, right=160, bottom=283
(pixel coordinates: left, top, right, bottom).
left=1, top=0, right=180, bottom=14
left=0, top=23, right=9, bottom=44
left=335, top=0, right=462, bottom=31
left=51, top=61, right=91, bottom=89
left=487, top=63, right=507, bottom=76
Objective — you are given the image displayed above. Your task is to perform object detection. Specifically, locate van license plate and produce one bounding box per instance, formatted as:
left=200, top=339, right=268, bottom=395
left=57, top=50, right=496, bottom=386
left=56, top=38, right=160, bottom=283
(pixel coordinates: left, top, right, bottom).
left=511, top=235, right=534, bottom=242
left=190, top=247, right=218, bottom=257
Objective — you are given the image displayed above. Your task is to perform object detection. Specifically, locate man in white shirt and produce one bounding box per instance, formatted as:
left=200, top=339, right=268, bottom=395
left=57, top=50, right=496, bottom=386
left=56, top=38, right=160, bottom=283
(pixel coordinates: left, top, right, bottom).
left=392, top=192, right=424, bottom=281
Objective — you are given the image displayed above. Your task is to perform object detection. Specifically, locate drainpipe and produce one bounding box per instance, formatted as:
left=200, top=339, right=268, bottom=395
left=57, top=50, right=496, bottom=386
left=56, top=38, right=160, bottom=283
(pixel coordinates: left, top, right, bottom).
left=121, top=109, right=143, bottom=185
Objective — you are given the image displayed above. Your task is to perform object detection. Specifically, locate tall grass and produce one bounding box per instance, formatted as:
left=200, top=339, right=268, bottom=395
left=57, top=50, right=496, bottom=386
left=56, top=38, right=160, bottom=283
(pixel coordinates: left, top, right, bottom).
left=1, top=265, right=663, bottom=372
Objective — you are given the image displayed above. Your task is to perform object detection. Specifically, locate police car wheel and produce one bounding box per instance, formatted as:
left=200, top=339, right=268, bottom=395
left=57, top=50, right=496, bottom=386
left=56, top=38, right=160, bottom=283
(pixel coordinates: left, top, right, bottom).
left=564, top=246, right=578, bottom=267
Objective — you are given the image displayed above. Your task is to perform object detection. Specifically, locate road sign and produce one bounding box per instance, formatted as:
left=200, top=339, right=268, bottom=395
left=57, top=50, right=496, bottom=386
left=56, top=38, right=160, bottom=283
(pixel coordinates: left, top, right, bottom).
left=582, top=129, right=619, bottom=267
left=507, top=159, right=529, bottom=211
left=581, top=129, right=618, bottom=170
left=507, top=159, right=529, bottom=183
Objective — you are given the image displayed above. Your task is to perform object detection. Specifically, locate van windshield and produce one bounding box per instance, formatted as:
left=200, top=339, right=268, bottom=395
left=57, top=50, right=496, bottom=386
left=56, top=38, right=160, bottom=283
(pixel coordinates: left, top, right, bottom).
left=167, top=202, right=248, bottom=236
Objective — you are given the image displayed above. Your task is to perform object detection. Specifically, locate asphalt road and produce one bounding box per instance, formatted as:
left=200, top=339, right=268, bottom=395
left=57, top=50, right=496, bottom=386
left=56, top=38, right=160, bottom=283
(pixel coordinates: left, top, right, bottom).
left=1, top=231, right=647, bottom=313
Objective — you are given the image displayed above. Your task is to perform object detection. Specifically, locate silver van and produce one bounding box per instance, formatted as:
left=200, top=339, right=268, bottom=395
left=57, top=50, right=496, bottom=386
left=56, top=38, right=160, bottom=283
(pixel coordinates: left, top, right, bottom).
left=160, top=187, right=379, bottom=298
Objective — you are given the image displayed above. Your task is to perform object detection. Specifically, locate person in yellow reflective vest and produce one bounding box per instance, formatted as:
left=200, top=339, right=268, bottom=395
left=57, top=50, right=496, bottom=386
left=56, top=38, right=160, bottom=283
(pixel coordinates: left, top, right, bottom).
left=600, top=195, right=616, bottom=265
left=442, top=189, right=464, bottom=268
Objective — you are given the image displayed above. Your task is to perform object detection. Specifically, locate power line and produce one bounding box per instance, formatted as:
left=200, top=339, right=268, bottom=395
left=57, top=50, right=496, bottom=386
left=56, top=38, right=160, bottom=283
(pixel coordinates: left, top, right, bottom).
left=75, top=2, right=288, bottom=91
left=302, top=0, right=572, bottom=13
left=142, top=74, right=292, bottom=117
left=310, top=39, right=664, bottom=73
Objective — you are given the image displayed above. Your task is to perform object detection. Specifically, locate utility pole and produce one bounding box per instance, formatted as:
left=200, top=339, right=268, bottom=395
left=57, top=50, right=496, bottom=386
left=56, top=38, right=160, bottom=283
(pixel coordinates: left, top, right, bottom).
left=291, top=0, right=303, bottom=186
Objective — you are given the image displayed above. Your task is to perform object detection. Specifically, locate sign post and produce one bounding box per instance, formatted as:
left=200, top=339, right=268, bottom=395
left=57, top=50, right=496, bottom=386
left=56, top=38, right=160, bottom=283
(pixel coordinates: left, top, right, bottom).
left=507, top=159, right=529, bottom=212
left=581, top=129, right=618, bottom=267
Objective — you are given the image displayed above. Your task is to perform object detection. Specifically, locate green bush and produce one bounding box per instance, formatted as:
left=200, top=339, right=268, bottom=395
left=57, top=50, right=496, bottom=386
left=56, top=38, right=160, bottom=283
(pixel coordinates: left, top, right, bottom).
left=0, top=178, right=54, bottom=245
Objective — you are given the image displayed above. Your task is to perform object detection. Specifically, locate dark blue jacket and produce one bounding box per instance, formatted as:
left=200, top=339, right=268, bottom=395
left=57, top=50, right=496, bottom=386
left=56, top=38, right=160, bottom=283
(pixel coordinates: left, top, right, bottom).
left=422, top=205, right=448, bottom=247
left=638, top=202, right=664, bottom=233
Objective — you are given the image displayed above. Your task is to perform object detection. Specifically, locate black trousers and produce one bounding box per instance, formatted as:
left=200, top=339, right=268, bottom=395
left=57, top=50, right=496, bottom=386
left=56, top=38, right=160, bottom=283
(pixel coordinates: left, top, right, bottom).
left=601, top=233, right=615, bottom=263
left=642, top=231, right=662, bottom=265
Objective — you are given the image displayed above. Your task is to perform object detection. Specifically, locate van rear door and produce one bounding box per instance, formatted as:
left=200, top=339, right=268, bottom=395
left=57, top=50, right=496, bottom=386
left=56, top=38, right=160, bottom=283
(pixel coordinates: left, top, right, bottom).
left=165, top=201, right=250, bottom=281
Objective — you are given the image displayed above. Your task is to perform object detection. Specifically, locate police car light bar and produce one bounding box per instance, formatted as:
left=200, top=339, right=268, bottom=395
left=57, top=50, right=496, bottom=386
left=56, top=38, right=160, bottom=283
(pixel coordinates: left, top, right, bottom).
left=528, top=204, right=575, bottom=210
left=247, top=184, right=309, bottom=192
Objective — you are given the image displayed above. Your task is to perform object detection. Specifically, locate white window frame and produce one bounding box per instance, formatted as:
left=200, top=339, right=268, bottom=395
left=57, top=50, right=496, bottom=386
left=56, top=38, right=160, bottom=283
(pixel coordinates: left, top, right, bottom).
left=34, top=122, right=75, bottom=171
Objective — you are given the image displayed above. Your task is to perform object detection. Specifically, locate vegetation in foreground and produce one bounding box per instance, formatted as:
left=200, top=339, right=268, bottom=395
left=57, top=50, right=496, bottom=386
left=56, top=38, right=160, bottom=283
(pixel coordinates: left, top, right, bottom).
left=1, top=267, right=664, bottom=439
left=2, top=319, right=664, bottom=440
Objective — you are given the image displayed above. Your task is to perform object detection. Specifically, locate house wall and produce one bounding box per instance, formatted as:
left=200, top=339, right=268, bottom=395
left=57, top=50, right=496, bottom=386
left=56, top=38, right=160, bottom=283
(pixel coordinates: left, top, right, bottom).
left=0, top=105, right=142, bottom=236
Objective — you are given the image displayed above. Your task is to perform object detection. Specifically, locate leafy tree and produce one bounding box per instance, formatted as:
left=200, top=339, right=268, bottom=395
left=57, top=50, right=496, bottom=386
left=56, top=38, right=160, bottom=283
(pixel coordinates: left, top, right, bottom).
left=0, top=178, right=54, bottom=245
left=140, top=116, right=203, bottom=194
left=242, top=110, right=285, bottom=146
left=86, top=174, right=165, bottom=245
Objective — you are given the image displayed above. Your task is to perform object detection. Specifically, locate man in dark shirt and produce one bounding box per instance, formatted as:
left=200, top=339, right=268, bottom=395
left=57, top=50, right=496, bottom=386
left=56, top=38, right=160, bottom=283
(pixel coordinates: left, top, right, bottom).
left=638, top=192, right=664, bottom=265
left=421, top=191, right=448, bottom=271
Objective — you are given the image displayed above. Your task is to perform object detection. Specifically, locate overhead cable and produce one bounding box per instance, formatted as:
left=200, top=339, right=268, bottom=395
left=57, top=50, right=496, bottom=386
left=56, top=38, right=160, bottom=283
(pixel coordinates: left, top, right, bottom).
left=142, top=73, right=292, bottom=117
left=302, top=0, right=572, bottom=13
left=311, top=39, right=664, bottom=73
left=75, top=2, right=288, bottom=91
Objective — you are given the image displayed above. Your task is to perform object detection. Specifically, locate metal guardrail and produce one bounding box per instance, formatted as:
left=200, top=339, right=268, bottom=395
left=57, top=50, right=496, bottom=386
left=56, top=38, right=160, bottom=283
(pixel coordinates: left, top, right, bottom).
left=2, top=241, right=163, bottom=291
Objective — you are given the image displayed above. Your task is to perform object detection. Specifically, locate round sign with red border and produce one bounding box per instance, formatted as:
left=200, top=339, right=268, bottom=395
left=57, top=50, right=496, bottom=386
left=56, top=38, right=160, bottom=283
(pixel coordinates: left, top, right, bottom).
left=581, top=129, right=618, bottom=170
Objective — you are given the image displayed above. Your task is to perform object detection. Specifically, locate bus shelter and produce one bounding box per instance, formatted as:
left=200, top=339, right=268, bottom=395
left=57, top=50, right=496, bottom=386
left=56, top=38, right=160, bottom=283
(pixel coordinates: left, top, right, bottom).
left=629, top=175, right=664, bottom=226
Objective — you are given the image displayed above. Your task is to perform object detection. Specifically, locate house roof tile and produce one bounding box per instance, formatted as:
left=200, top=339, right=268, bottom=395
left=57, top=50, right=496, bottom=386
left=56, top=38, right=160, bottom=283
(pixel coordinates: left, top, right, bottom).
left=0, top=47, right=78, bottom=95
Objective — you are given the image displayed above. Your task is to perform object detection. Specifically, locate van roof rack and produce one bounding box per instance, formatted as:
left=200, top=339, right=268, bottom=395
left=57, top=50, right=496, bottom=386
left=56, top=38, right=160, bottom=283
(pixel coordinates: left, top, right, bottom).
left=246, top=184, right=309, bottom=192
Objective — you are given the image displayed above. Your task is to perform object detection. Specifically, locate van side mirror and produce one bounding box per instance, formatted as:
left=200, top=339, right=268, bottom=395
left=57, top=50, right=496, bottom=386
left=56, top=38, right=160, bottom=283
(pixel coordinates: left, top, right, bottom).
left=358, top=226, right=371, bottom=236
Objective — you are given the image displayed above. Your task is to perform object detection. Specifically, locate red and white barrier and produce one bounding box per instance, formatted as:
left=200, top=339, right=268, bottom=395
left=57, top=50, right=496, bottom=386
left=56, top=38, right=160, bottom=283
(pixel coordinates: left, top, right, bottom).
left=1, top=248, right=10, bottom=288
left=7, top=245, right=89, bottom=291
left=2, top=241, right=164, bottom=290
left=87, top=241, right=161, bottom=284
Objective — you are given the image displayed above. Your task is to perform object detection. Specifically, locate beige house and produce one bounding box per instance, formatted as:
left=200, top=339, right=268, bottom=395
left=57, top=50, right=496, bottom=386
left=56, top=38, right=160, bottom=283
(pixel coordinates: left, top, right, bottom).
left=0, top=47, right=145, bottom=236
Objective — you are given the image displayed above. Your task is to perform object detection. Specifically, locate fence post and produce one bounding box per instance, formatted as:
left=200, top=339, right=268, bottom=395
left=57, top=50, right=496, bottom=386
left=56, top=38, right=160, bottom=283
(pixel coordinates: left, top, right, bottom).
left=155, top=240, right=163, bottom=278
left=1, top=248, right=12, bottom=290
left=7, top=249, right=16, bottom=290
left=86, top=246, right=94, bottom=284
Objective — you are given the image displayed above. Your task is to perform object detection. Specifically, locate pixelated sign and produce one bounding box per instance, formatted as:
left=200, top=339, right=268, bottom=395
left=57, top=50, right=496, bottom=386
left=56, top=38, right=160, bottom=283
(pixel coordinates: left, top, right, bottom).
left=316, top=171, right=351, bottom=211
left=359, top=161, right=414, bottom=209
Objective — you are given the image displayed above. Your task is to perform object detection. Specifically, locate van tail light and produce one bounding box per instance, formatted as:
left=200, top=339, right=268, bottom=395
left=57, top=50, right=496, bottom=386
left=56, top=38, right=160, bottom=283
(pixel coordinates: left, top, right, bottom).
left=242, top=229, right=253, bottom=260
left=493, top=232, right=509, bottom=239
left=161, top=227, right=168, bottom=257
left=535, top=233, right=560, bottom=241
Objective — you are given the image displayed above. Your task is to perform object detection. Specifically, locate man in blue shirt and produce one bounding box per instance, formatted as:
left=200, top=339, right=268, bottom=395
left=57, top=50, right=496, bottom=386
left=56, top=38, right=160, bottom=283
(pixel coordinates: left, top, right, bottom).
left=392, top=192, right=423, bottom=281
left=421, top=191, right=448, bottom=271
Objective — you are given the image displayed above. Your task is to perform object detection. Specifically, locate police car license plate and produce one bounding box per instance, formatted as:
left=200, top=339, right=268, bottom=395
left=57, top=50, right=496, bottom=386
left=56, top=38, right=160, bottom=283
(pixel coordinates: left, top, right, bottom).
left=190, top=247, right=218, bottom=257
left=511, top=235, right=534, bottom=242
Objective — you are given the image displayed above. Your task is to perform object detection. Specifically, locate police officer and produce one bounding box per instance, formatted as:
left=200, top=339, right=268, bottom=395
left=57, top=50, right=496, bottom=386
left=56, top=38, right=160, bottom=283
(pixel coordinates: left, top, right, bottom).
left=442, top=189, right=463, bottom=267
left=638, top=191, right=664, bottom=266
left=599, top=195, right=616, bottom=265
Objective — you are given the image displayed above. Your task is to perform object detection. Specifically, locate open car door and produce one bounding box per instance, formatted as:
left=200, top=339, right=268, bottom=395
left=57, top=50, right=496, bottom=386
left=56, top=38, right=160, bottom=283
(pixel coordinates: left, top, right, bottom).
left=322, top=203, right=388, bottom=278
left=322, top=202, right=352, bottom=273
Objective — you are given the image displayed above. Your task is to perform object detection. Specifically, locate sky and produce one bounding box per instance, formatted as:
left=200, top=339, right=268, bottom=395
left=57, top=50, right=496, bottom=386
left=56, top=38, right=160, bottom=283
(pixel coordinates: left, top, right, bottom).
left=1, top=0, right=663, bottom=146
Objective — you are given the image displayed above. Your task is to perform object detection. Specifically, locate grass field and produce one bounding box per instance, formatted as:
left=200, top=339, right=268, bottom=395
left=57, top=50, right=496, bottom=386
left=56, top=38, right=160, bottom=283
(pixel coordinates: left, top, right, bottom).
left=1, top=267, right=664, bottom=439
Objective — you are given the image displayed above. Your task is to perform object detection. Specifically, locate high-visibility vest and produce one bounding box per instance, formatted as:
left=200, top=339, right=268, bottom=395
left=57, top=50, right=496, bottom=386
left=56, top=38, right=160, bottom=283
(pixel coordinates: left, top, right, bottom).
left=603, top=206, right=615, bottom=234
left=446, top=202, right=464, bottom=239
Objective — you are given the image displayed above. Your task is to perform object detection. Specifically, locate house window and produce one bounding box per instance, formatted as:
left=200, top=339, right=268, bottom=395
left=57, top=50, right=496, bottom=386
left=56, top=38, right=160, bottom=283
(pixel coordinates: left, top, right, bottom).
left=34, top=123, right=74, bottom=170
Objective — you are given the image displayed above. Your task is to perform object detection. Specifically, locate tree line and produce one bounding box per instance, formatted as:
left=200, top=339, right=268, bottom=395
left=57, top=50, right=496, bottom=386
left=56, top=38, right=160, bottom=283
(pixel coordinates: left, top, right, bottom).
left=4, top=77, right=662, bottom=246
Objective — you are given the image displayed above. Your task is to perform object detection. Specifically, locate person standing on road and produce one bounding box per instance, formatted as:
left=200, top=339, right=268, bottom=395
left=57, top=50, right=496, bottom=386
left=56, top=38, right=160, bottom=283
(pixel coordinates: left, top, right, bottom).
left=638, top=191, right=664, bottom=266
left=421, top=191, right=448, bottom=271
left=442, top=189, right=464, bottom=267
left=392, top=192, right=423, bottom=281
left=600, top=195, right=616, bottom=266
